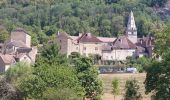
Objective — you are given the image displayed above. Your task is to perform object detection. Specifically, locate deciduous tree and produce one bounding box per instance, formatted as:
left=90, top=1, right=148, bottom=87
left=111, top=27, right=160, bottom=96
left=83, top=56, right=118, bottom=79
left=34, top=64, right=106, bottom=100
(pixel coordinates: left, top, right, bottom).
left=124, top=79, right=142, bottom=100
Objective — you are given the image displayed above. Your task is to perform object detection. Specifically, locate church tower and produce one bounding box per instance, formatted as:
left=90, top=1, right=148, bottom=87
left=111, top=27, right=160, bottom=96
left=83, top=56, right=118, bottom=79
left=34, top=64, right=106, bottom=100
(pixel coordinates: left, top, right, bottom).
left=126, top=11, right=137, bottom=44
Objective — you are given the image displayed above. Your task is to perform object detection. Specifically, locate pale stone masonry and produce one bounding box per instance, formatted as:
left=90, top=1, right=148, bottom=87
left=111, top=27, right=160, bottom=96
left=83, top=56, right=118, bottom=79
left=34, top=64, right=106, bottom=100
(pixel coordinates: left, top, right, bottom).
left=56, top=11, right=154, bottom=61
left=10, top=28, right=31, bottom=48
left=0, top=28, right=37, bottom=72
left=126, top=11, right=138, bottom=44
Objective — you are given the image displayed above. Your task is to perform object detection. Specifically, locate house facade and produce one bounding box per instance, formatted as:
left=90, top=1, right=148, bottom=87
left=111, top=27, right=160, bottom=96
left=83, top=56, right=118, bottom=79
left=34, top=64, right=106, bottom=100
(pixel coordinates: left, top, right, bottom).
left=56, top=11, right=154, bottom=61
left=0, top=54, right=16, bottom=72
left=0, top=28, right=37, bottom=72
left=102, top=36, right=136, bottom=61
left=57, top=32, right=104, bottom=57
left=10, top=28, right=31, bottom=47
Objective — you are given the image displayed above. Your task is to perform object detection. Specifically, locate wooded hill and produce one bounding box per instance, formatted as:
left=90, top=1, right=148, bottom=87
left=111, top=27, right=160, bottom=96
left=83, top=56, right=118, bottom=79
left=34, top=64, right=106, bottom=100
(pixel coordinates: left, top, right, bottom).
left=0, top=0, right=168, bottom=45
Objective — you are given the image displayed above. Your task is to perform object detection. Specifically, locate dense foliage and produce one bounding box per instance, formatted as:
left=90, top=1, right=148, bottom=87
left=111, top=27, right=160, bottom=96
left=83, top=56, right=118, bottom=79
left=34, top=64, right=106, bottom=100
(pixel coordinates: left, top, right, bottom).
left=0, top=0, right=167, bottom=45
left=145, top=25, right=170, bottom=100
left=112, top=78, right=120, bottom=100
left=126, top=57, right=152, bottom=72
left=1, top=43, right=103, bottom=100
left=70, top=54, right=103, bottom=99
left=124, top=79, right=142, bottom=100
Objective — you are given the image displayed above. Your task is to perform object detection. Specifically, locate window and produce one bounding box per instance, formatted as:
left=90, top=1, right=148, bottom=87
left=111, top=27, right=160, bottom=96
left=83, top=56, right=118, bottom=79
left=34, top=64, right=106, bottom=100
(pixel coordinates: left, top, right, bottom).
left=111, top=56, right=113, bottom=59
left=60, top=40, right=62, bottom=42
left=95, top=47, right=98, bottom=50
left=76, top=47, right=78, bottom=50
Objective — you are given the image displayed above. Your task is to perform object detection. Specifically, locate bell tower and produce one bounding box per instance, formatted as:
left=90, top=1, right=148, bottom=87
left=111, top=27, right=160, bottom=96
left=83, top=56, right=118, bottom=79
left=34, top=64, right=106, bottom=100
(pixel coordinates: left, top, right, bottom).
left=126, top=11, right=137, bottom=44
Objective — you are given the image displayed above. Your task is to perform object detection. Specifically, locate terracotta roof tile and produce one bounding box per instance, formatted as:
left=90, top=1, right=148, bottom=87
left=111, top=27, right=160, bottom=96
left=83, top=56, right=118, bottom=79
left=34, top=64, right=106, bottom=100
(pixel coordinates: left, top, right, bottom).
left=112, top=36, right=136, bottom=49
left=0, top=54, right=15, bottom=64
left=77, top=33, right=102, bottom=43
left=6, top=40, right=27, bottom=48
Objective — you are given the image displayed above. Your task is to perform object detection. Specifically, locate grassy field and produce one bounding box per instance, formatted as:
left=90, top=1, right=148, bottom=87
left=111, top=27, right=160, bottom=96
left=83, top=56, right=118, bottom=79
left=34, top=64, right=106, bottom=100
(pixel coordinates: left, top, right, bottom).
left=99, top=73, right=151, bottom=100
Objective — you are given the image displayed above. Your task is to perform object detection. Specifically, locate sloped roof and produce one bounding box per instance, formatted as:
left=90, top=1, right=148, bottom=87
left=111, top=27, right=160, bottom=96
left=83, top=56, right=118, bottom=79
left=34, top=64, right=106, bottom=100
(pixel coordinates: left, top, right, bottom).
left=15, top=53, right=26, bottom=59
left=6, top=40, right=27, bottom=48
left=98, top=37, right=116, bottom=43
left=57, top=32, right=71, bottom=39
left=112, top=36, right=136, bottom=49
left=0, top=54, right=15, bottom=64
left=137, top=35, right=154, bottom=47
left=102, top=45, right=113, bottom=51
left=77, top=33, right=102, bottom=43
left=70, top=36, right=79, bottom=40
left=136, top=46, right=145, bottom=53
left=16, top=47, right=32, bottom=53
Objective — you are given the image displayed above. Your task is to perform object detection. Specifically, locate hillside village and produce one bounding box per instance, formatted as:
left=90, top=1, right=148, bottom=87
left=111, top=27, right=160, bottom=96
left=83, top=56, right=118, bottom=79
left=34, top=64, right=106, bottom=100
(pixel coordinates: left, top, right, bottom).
left=0, top=0, right=170, bottom=100
left=0, top=11, right=154, bottom=72
left=57, top=11, right=154, bottom=62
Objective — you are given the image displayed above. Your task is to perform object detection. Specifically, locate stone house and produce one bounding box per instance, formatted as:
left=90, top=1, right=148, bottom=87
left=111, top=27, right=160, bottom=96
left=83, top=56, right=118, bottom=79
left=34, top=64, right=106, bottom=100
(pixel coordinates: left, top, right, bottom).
left=0, top=28, right=37, bottom=72
left=102, top=36, right=136, bottom=61
left=10, top=28, right=31, bottom=47
left=57, top=32, right=104, bottom=57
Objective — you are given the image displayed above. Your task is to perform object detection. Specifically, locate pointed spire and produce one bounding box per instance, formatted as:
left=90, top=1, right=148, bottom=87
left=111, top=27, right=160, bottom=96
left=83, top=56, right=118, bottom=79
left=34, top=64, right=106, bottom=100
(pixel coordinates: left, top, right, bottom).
left=126, top=11, right=138, bottom=44
left=127, top=11, right=137, bottom=34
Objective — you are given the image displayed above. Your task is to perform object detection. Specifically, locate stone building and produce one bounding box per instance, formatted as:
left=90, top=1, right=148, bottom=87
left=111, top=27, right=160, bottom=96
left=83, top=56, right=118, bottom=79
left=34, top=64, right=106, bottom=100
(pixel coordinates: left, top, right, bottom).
left=10, top=28, right=31, bottom=47
left=57, top=32, right=104, bottom=57
left=0, top=28, right=37, bottom=72
left=102, top=36, right=136, bottom=61
left=126, top=11, right=138, bottom=44
left=56, top=11, right=154, bottom=62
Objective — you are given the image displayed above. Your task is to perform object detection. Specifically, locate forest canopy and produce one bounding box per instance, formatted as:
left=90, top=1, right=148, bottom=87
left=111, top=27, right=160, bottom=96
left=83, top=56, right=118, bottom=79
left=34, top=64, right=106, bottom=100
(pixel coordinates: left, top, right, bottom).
left=0, top=0, right=168, bottom=45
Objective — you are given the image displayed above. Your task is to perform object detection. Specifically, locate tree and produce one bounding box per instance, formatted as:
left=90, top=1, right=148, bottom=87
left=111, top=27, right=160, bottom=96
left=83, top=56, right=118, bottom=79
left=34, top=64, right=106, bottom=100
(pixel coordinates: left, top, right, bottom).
left=4, top=44, right=85, bottom=99
left=112, top=78, right=120, bottom=100
left=144, top=25, right=170, bottom=99
left=71, top=56, right=103, bottom=99
left=124, top=79, right=142, bottom=100
left=35, top=43, right=68, bottom=66
left=126, top=56, right=151, bottom=72
left=5, top=62, right=32, bottom=84
left=154, top=24, right=170, bottom=57
left=43, top=88, right=82, bottom=100
left=0, top=29, right=9, bottom=43
left=0, top=77, right=22, bottom=100
left=18, top=43, right=85, bottom=99
left=144, top=58, right=170, bottom=100
left=143, top=0, right=167, bottom=7
left=4, top=62, right=32, bottom=99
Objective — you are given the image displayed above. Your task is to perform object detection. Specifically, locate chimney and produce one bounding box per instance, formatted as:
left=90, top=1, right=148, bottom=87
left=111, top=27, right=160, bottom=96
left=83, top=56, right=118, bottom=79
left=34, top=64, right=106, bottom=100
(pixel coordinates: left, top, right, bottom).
left=140, top=39, right=143, bottom=44
left=87, top=33, right=91, bottom=37
left=79, top=33, right=82, bottom=37
left=57, top=31, right=60, bottom=36
left=143, top=36, right=145, bottom=40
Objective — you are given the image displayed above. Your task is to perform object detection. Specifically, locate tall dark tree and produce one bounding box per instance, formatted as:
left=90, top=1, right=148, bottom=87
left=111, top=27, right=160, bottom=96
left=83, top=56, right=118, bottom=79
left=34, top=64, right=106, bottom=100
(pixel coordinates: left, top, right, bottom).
left=145, top=25, right=170, bottom=100
left=124, top=79, right=142, bottom=100
left=71, top=55, right=103, bottom=99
